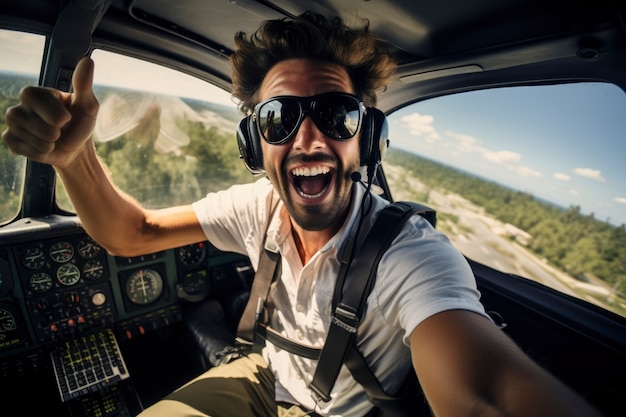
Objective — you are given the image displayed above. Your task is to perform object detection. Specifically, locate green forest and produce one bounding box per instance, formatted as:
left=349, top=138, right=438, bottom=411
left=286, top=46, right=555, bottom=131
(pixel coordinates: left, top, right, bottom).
left=1, top=72, right=624, bottom=313
left=386, top=149, right=626, bottom=309
left=0, top=73, right=35, bottom=219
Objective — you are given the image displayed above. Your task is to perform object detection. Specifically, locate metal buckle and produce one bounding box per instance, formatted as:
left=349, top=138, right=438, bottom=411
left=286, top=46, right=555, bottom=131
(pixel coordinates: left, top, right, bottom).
left=332, top=304, right=359, bottom=334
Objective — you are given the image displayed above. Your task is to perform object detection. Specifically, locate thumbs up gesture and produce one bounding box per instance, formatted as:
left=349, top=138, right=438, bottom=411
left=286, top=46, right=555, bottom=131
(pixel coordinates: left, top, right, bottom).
left=2, top=57, right=99, bottom=168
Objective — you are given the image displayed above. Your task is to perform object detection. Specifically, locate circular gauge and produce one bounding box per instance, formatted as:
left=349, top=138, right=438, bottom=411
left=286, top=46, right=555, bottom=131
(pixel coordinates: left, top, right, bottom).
left=22, top=247, right=46, bottom=270
left=83, top=259, right=105, bottom=280
left=125, top=269, right=164, bottom=305
left=77, top=237, right=101, bottom=259
left=49, top=241, right=74, bottom=263
left=56, top=263, right=81, bottom=286
left=28, top=272, right=54, bottom=293
left=0, top=304, right=28, bottom=349
left=177, top=242, right=207, bottom=267
left=91, top=292, right=107, bottom=307
left=0, top=308, right=17, bottom=332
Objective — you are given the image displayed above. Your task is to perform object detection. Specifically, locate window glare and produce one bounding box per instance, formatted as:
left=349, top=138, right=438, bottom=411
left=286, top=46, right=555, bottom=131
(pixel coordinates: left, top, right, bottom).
left=90, top=49, right=235, bottom=107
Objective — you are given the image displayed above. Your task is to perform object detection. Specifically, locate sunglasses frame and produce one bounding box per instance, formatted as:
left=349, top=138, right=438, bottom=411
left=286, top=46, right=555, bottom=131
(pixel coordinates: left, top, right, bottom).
left=252, top=92, right=367, bottom=145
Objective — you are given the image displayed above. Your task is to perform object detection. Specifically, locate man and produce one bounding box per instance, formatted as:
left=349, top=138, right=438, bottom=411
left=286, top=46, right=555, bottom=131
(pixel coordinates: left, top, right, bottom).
left=3, top=11, right=603, bottom=417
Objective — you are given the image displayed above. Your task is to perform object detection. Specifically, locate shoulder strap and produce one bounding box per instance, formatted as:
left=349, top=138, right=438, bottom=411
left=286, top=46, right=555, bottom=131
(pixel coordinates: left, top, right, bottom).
left=310, top=201, right=436, bottom=403
left=235, top=194, right=281, bottom=347
left=235, top=248, right=280, bottom=347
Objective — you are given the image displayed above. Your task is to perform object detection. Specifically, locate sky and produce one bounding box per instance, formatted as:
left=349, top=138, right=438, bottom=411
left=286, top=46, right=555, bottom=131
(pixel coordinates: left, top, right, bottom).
left=2, top=30, right=626, bottom=226
left=389, top=83, right=626, bottom=226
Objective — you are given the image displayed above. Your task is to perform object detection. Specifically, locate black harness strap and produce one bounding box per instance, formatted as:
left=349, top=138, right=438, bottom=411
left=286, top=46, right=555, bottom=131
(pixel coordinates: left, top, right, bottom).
left=235, top=195, right=280, bottom=348
left=310, top=201, right=432, bottom=403
left=235, top=247, right=280, bottom=347
left=233, top=200, right=436, bottom=415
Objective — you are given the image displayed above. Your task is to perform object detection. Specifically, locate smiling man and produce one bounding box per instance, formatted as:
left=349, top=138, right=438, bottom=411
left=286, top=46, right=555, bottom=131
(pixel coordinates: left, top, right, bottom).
left=2, top=10, right=603, bottom=417
left=258, top=58, right=361, bottom=259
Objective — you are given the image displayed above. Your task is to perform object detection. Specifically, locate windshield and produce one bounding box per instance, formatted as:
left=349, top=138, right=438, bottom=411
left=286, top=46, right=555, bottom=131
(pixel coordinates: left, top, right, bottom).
left=53, top=49, right=255, bottom=210
left=385, top=83, right=626, bottom=318
left=0, top=29, right=44, bottom=223
left=1, top=38, right=624, bottom=320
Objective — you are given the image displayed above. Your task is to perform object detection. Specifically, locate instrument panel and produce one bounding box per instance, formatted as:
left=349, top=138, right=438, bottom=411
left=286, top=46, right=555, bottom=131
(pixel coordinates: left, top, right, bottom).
left=0, top=216, right=252, bottom=360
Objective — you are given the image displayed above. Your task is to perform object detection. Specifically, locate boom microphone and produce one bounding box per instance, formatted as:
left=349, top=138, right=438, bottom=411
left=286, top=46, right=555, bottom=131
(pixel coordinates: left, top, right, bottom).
left=351, top=171, right=362, bottom=182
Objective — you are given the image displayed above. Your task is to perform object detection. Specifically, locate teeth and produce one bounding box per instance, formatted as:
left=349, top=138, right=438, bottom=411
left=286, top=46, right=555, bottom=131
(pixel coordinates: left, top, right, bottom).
left=291, top=166, right=331, bottom=177
left=298, top=186, right=328, bottom=199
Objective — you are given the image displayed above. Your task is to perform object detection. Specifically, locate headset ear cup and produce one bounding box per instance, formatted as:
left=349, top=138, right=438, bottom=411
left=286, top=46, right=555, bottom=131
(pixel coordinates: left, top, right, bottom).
left=236, top=116, right=264, bottom=175
left=360, top=108, right=389, bottom=169
left=372, top=108, right=389, bottom=165
left=359, top=112, right=373, bottom=167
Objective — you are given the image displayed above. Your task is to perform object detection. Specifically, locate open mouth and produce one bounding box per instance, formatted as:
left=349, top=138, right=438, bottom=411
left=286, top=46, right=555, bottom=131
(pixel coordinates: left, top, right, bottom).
left=291, top=166, right=332, bottom=199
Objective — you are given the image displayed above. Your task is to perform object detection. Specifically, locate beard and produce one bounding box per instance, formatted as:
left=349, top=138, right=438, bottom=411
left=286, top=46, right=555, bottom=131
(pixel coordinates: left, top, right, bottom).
left=268, top=153, right=359, bottom=232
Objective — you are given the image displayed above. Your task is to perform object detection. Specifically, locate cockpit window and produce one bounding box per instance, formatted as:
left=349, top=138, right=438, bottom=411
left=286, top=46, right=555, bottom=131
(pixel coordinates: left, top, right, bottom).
left=0, top=29, right=45, bottom=224
left=385, top=83, right=626, bottom=319
left=55, top=49, right=254, bottom=211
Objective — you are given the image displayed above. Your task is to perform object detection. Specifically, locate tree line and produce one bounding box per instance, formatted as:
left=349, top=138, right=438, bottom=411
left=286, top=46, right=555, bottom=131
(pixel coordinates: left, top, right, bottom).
left=385, top=148, right=626, bottom=304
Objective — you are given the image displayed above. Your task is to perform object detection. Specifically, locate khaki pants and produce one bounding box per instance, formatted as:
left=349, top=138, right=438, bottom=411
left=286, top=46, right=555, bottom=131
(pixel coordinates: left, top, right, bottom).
left=137, top=353, right=319, bottom=417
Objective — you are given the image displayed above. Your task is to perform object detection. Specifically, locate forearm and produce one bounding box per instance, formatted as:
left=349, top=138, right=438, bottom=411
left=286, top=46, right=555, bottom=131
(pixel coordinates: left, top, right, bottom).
left=56, top=139, right=150, bottom=255
left=490, top=369, right=604, bottom=417
left=411, top=311, right=604, bottom=417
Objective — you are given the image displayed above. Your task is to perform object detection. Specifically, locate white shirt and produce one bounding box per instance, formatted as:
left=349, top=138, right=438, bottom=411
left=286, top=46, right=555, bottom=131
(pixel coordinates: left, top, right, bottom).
left=193, top=177, right=488, bottom=416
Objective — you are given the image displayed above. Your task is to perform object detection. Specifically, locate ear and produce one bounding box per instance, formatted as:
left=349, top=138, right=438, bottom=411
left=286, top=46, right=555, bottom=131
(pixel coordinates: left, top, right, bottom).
left=236, top=116, right=265, bottom=175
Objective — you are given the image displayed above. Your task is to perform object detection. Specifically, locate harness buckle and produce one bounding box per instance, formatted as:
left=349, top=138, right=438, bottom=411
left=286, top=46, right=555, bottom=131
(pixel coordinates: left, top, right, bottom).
left=332, top=304, right=359, bottom=334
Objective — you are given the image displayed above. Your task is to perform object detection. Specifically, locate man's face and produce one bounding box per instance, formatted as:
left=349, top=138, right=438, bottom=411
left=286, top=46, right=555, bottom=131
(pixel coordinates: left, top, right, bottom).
left=258, top=58, right=361, bottom=232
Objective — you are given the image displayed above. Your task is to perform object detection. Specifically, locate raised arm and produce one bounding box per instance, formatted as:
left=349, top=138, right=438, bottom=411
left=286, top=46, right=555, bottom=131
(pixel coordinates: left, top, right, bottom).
left=410, top=310, right=604, bottom=417
left=2, top=57, right=206, bottom=256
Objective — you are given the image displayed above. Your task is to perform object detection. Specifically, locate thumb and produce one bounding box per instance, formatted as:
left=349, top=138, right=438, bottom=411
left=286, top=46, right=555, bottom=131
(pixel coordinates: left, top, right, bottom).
left=71, top=56, right=98, bottom=115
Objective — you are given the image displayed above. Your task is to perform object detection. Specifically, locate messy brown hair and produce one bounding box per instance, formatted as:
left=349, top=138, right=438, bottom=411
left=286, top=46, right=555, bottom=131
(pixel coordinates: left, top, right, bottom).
left=230, top=11, right=397, bottom=114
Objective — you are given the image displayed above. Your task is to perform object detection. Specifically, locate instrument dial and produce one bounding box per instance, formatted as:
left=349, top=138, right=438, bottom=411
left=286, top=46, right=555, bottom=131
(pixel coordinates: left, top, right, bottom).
left=56, top=263, right=81, bottom=286
left=83, top=259, right=105, bottom=280
left=28, top=272, right=54, bottom=293
left=22, top=247, right=46, bottom=270
left=0, top=308, right=17, bottom=332
left=177, top=242, right=207, bottom=267
left=91, top=292, right=107, bottom=307
left=49, top=241, right=74, bottom=263
left=125, top=268, right=164, bottom=305
left=0, top=304, right=28, bottom=350
left=77, top=237, right=101, bottom=259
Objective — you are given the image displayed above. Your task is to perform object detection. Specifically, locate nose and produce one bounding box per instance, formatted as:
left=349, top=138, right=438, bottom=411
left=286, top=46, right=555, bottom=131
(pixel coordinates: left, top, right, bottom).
left=292, top=115, right=327, bottom=152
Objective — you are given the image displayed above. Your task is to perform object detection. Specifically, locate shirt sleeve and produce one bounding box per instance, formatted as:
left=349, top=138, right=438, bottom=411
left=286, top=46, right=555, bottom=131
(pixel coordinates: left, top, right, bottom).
left=373, top=215, right=489, bottom=345
left=191, top=177, right=275, bottom=262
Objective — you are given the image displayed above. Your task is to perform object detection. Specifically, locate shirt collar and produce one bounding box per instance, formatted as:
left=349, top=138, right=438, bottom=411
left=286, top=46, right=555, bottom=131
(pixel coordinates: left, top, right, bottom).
left=264, top=183, right=368, bottom=256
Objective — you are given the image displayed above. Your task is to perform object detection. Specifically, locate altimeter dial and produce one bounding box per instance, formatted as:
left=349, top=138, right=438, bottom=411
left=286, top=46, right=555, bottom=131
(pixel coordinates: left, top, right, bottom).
left=125, top=268, right=164, bottom=305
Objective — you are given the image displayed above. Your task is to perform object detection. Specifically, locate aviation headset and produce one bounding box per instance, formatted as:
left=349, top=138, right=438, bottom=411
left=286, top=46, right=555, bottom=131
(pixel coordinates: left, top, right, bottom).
left=236, top=106, right=389, bottom=180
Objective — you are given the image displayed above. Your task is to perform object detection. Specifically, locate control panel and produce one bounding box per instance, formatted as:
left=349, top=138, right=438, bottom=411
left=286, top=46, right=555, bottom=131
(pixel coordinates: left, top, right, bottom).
left=0, top=217, right=253, bottom=360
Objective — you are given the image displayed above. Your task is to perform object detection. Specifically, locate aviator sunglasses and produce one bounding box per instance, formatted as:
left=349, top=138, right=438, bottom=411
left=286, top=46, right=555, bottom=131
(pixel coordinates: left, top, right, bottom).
left=253, top=92, right=367, bottom=145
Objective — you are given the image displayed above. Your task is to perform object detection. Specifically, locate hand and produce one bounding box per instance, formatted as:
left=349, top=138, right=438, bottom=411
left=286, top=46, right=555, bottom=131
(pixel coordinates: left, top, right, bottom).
left=2, top=57, right=99, bottom=168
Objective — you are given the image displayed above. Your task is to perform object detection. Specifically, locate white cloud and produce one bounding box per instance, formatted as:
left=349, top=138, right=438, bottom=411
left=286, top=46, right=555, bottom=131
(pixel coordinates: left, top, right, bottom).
left=400, top=113, right=441, bottom=141
left=515, top=166, right=541, bottom=177
left=615, top=197, right=626, bottom=205
left=445, top=131, right=485, bottom=154
left=573, top=168, right=606, bottom=182
left=553, top=172, right=570, bottom=181
left=447, top=132, right=476, bottom=145
left=483, top=150, right=521, bottom=164
left=569, top=189, right=580, bottom=196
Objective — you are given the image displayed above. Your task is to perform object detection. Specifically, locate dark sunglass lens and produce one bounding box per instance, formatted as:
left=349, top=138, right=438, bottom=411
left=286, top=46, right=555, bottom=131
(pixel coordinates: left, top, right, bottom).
left=258, top=99, right=299, bottom=143
left=315, top=96, right=361, bottom=139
